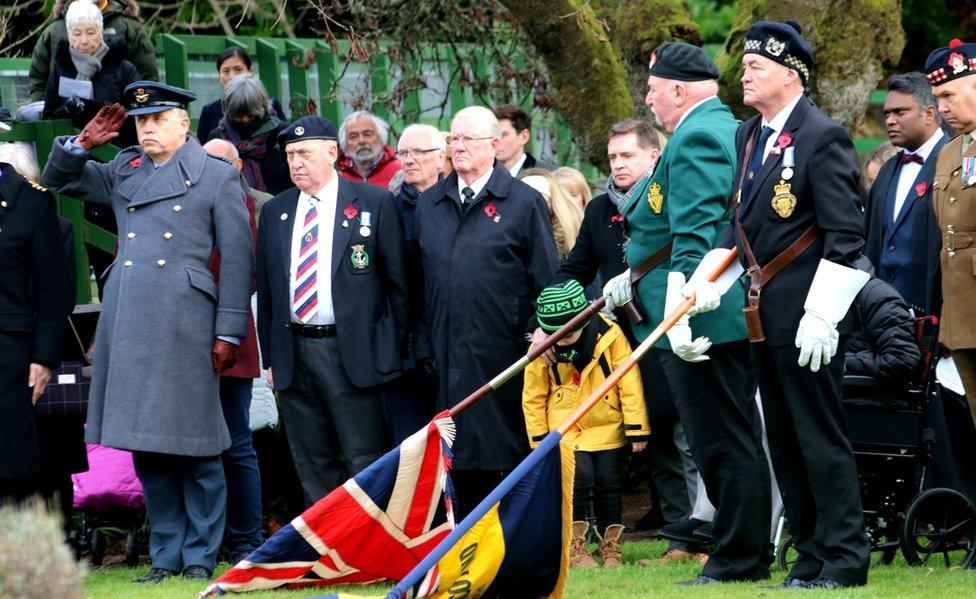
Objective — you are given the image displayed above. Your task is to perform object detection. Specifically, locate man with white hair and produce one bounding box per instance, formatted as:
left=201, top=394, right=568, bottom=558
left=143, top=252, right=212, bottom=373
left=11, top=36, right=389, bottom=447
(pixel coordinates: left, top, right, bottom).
left=256, top=115, right=408, bottom=507
left=602, top=43, right=770, bottom=583
left=42, top=82, right=253, bottom=583
left=337, top=110, right=401, bottom=189
left=412, top=106, right=559, bottom=518
left=382, top=123, right=446, bottom=444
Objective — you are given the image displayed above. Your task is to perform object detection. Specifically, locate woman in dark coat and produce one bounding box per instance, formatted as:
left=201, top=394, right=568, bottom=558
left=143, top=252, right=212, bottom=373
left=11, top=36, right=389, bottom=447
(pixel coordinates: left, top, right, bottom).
left=208, top=73, right=290, bottom=195
left=197, top=47, right=287, bottom=145
left=0, top=155, right=72, bottom=504
left=844, top=277, right=921, bottom=384
left=41, top=3, right=139, bottom=148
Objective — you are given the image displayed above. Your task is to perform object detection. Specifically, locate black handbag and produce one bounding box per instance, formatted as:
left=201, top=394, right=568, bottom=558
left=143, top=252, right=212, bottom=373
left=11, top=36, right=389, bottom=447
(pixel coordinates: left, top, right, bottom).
left=34, top=317, right=92, bottom=418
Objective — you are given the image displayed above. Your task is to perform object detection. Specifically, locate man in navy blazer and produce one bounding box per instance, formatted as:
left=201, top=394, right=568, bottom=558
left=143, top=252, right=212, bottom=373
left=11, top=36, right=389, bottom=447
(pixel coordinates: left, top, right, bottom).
left=256, top=115, right=408, bottom=505
left=865, top=72, right=947, bottom=316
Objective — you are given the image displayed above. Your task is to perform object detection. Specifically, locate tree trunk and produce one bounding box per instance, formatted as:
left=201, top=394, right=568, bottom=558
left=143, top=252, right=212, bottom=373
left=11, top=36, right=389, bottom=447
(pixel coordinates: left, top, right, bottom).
left=499, top=0, right=636, bottom=167
left=714, top=0, right=905, bottom=130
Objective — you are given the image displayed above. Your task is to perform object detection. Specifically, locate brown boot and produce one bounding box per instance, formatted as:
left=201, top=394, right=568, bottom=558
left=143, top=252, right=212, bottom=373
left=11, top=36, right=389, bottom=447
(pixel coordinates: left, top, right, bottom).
left=597, top=524, right=625, bottom=568
left=570, top=521, right=599, bottom=568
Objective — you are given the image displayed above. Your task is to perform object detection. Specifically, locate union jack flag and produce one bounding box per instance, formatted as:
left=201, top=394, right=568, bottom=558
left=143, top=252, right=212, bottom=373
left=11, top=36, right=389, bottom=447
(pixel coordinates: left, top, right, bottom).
left=202, top=413, right=456, bottom=596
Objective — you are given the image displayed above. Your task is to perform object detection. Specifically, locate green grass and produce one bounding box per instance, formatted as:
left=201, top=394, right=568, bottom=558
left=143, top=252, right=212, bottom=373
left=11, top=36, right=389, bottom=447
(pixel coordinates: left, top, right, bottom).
left=83, top=539, right=975, bottom=598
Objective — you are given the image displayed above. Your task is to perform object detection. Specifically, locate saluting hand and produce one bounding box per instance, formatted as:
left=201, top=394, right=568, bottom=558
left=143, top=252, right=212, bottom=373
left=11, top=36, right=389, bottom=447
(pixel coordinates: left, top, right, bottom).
left=212, top=340, right=239, bottom=373
left=76, top=103, right=128, bottom=150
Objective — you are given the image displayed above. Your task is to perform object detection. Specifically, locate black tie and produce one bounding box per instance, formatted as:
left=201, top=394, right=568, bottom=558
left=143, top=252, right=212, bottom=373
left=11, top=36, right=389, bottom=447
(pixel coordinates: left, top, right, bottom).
left=740, top=126, right=774, bottom=209
left=461, top=186, right=475, bottom=206
left=898, top=151, right=924, bottom=165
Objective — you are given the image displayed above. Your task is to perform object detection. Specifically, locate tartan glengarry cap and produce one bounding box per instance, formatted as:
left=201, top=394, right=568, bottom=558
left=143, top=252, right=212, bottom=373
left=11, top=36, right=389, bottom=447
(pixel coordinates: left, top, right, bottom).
left=648, top=42, right=720, bottom=82
left=536, top=280, right=589, bottom=333
left=743, top=20, right=814, bottom=85
left=123, top=81, right=197, bottom=115
left=278, top=115, right=339, bottom=147
left=925, top=39, right=976, bottom=86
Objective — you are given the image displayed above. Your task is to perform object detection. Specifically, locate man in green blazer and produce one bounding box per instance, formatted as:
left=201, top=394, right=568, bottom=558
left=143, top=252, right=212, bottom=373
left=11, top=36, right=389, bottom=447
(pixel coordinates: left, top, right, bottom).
left=603, top=42, right=771, bottom=584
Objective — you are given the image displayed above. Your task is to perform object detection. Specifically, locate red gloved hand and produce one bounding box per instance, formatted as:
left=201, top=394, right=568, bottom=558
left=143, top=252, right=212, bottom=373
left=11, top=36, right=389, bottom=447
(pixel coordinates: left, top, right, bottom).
left=212, top=340, right=239, bottom=373
left=76, top=103, right=128, bottom=150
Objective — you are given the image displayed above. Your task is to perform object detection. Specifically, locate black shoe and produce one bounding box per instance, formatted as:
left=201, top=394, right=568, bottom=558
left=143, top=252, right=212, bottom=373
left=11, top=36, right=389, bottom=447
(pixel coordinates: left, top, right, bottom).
left=677, top=575, right=721, bottom=586
left=657, top=517, right=709, bottom=544
left=134, top=568, right=177, bottom=584
left=692, top=522, right=713, bottom=542
left=779, top=576, right=815, bottom=589
left=809, top=577, right=847, bottom=589
left=181, top=565, right=213, bottom=580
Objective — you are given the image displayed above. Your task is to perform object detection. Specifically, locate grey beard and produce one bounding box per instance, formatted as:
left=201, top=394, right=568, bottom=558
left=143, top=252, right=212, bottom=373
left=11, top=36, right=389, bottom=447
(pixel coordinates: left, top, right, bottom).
left=353, top=145, right=383, bottom=170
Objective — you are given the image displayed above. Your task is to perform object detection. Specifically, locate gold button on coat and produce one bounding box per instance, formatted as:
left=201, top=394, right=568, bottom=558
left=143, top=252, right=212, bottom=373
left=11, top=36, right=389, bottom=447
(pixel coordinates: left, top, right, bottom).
left=949, top=251, right=956, bottom=258
left=157, top=259, right=166, bottom=267
left=127, top=232, right=135, bottom=239
left=163, top=232, right=173, bottom=240
left=123, top=260, right=133, bottom=267
left=173, top=205, right=182, bottom=212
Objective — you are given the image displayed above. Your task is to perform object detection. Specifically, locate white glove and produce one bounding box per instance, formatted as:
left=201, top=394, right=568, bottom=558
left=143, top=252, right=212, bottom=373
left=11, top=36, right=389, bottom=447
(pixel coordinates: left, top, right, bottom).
left=795, top=259, right=870, bottom=372
left=666, top=272, right=711, bottom=362
left=602, top=269, right=633, bottom=311
left=794, top=311, right=838, bottom=372
left=682, top=248, right=745, bottom=316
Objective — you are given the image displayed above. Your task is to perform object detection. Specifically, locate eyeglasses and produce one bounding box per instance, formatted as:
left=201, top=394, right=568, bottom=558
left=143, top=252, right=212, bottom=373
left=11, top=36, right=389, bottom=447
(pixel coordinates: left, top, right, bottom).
left=448, top=135, right=494, bottom=146
left=395, top=148, right=440, bottom=159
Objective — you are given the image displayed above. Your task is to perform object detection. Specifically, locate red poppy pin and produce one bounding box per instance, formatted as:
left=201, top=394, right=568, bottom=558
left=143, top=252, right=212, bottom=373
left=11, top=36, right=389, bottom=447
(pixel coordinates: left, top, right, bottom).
left=916, top=181, right=928, bottom=196
left=343, top=204, right=358, bottom=220
left=484, top=202, right=498, bottom=219
left=128, top=157, right=142, bottom=168
left=572, top=372, right=581, bottom=386
left=610, top=214, right=624, bottom=223
left=777, top=131, right=793, bottom=149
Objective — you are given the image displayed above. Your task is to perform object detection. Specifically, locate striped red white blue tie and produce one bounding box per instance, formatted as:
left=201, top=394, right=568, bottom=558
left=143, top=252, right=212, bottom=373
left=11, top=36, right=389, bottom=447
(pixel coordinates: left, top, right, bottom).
left=293, top=198, right=319, bottom=323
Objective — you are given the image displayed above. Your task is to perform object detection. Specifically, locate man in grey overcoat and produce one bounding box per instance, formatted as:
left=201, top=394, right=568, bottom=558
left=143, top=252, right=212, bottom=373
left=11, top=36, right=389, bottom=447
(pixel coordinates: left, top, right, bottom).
left=42, top=82, right=253, bottom=583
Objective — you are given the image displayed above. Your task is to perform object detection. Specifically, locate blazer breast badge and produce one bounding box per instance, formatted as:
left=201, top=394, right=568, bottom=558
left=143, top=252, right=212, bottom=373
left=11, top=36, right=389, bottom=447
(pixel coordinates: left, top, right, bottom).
left=771, top=180, right=797, bottom=218
left=648, top=182, right=664, bottom=214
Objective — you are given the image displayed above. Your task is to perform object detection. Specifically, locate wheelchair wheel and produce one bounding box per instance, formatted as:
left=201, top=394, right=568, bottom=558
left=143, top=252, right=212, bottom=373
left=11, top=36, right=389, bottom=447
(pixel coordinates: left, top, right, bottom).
left=775, top=536, right=798, bottom=572
left=900, top=487, right=976, bottom=567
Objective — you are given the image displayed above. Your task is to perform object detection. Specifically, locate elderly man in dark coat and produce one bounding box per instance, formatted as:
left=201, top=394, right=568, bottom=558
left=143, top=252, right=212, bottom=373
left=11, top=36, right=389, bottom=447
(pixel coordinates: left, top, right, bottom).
left=42, top=82, right=253, bottom=583
left=413, top=105, right=559, bottom=518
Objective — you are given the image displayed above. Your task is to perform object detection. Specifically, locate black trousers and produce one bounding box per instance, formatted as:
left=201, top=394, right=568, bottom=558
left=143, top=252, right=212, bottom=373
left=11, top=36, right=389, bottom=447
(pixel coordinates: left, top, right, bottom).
left=752, top=338, right=869, bottom=586
left=279, top=335, right=387, bottom=506
left=573, top=447, right=627, bottom=531
left=657, top=341, right=772, bottom=581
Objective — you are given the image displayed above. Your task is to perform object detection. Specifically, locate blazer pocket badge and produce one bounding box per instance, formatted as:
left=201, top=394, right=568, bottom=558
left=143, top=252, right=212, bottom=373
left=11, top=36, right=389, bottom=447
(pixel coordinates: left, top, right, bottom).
left=350, top=244, right=370, bottom=269
left=648, top=182, right=664, bottom=214
left=771, top=180, right=797, bottom=218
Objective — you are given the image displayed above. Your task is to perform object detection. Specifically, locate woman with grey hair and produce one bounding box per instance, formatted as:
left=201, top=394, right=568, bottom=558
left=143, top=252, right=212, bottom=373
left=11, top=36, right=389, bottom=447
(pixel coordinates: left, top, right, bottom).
left=209, top=73, right=289, bottom=194
left=41, top=0, right=140, bottom=147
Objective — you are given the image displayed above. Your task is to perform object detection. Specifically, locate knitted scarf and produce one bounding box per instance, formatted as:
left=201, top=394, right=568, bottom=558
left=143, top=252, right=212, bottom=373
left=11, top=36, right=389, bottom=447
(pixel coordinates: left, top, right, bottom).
left=69, top=42, right=109, bottom=81
left=605, top=168, right=654, bottom=214
left=219, top=113, right=281, bottom=193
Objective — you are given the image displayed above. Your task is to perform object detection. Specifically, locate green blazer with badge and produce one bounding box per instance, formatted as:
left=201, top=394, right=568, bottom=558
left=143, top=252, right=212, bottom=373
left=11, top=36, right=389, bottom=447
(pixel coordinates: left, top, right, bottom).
left=623, top=97, right=747, bottom=348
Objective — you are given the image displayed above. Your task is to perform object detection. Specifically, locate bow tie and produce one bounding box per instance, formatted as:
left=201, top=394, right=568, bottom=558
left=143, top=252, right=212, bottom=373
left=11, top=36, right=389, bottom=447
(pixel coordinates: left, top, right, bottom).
left=898, top=151, right=924, bottom=165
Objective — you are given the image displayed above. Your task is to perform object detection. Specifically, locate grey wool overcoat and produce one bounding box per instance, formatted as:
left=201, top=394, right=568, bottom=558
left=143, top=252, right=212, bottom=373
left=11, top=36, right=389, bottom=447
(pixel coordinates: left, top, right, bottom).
left=43, top=135, right=253, bottom=456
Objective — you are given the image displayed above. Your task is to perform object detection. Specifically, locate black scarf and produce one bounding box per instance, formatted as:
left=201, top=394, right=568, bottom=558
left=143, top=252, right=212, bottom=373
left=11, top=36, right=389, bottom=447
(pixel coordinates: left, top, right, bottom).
left=554, top=314, right=599, bottom=373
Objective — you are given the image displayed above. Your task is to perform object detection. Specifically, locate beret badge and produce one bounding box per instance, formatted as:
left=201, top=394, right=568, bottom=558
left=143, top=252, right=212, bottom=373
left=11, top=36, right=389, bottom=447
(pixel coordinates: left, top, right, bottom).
left=294, top=126, right=305, bottom=136
left=765, top=37, right=785, bottom=57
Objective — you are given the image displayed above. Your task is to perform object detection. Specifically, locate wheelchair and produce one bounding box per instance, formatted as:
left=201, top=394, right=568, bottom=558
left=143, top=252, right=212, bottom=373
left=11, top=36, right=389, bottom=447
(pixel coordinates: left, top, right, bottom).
left=776, top=317, right=976, bottom=570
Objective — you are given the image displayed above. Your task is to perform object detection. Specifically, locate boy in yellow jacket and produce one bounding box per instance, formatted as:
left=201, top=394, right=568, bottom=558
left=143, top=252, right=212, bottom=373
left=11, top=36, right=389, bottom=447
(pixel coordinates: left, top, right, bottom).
left=523, top=280, right=650, bottom=568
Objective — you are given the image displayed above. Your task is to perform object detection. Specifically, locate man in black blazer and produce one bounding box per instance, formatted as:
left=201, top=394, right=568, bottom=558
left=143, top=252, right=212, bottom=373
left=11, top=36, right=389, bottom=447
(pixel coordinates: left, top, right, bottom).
left=686, top=21, right=870, bottom=588
left=256, top=115, right=408, bottom=505
left=865, top=72, right=947, bottom=316
left=0, top=160, right=72, bottom=502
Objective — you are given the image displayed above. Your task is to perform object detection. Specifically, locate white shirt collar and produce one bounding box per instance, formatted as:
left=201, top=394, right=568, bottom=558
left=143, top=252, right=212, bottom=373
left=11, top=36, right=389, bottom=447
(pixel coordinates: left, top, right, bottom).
left=911, top=128, right=946, bottom=162
left=674, top=95, right=716, bottom=131
left=762, top=91, right=805, bottom=134
left=457, top=167, right=494, bottom=202
left=508, top=152, right=528, bottom=177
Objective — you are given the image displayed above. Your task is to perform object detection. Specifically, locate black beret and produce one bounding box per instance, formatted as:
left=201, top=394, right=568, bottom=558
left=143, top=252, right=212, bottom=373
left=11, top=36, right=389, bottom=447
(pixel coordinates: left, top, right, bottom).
left=278, top=115, right=339, bottom=147
left=123, top=81, right=196, bottom=115
left=925, top=39, right=976, bottom=86
left=744, top=20, right=814, bottom=85
left=648, top=42, right=719, bottom=82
